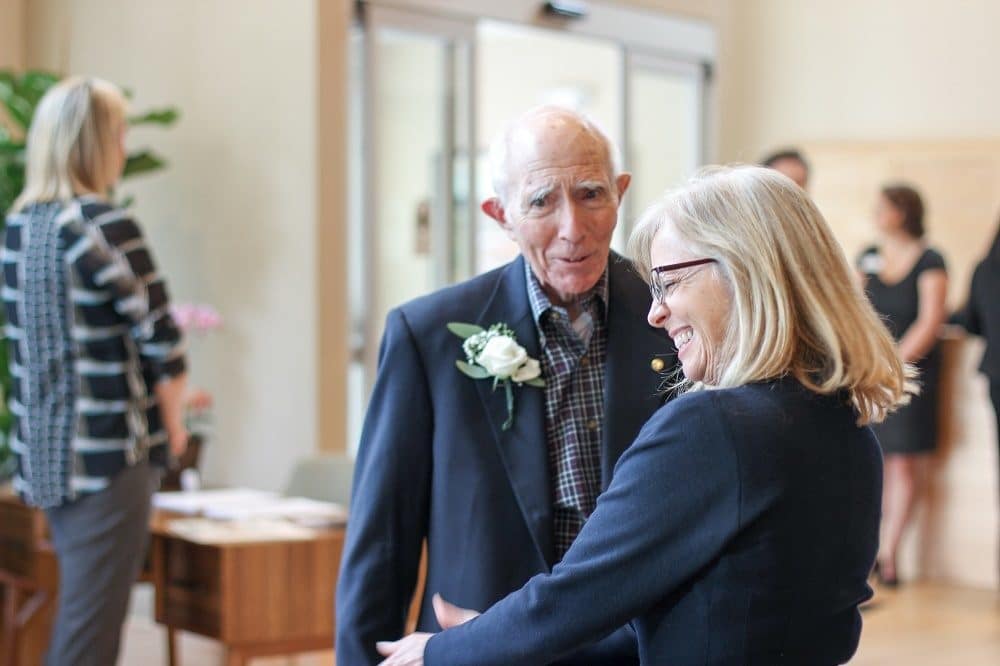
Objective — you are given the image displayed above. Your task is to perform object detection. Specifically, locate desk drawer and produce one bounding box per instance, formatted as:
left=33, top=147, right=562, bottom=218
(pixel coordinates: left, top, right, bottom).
left=162, top=584, right=221, bottom=637
left=0, top=499, right=49, bottom=578
left=159, top=540, right=222, bottom=637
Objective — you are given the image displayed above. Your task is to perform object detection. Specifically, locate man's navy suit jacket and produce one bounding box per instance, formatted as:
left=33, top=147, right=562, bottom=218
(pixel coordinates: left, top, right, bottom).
left=336, top=253, right=672, bottom=664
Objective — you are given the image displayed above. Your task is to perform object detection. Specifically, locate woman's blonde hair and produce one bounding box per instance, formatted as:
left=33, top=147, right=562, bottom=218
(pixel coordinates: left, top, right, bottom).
left=12, top=77, right=128, bottom=212
left=628, top=165, right=910, bottom=425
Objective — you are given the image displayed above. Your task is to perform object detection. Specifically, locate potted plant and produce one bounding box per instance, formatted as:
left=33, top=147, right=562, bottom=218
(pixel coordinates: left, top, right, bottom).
left=0, top=70, right=179, bottom=481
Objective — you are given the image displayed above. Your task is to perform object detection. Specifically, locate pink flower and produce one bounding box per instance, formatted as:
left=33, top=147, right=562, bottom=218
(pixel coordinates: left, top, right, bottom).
left=171, top=303, right=223, bottom=334
left=192, top=305, right=223, bottom=332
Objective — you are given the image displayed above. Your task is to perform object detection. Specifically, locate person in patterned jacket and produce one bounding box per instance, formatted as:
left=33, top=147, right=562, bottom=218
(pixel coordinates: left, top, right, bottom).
left=2, top=77, right=188, bottom=666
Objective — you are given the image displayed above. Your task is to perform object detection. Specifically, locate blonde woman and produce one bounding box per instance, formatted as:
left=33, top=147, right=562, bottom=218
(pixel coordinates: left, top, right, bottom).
left=2, top=77, right=187, bottom=665
left=377, top=165, right=908, bottom=666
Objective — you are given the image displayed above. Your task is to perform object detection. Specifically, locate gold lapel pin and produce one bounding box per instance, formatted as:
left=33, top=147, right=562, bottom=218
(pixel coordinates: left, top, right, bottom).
left=650, top=358, right=665, bottom=372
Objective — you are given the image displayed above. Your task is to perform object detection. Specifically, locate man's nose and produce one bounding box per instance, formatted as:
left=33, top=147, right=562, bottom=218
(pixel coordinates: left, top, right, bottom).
left=556, top=199, right=586, bottom=242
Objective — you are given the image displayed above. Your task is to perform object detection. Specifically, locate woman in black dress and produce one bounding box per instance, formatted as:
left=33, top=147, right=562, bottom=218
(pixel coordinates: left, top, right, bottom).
left=858, top=184, right=948, bottom=586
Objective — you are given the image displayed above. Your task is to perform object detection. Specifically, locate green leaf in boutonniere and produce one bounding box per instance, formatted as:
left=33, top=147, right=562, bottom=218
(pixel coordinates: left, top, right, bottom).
left=447, top=322, right=485, bottom=340
left=448, top=320, right=545, bottom=430
left=456, top=360, right=490, bottom=379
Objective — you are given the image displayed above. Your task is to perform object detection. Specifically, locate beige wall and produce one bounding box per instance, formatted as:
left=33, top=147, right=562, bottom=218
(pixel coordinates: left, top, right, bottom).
left=0, top=0, right=25, bottom=69
left=723, top=0, right=1000, bottom=160
left=25, top=0, right=326, bottom=491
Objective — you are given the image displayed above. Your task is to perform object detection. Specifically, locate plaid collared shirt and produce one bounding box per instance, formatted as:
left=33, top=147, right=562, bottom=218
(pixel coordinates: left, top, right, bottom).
left=525, top=261, right=609, bottom=561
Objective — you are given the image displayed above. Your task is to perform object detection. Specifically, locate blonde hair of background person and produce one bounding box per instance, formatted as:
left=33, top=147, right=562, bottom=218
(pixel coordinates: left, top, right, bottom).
left=13, top=77, right=128, bottom=212
left=628, top=165, right=910, bottom=424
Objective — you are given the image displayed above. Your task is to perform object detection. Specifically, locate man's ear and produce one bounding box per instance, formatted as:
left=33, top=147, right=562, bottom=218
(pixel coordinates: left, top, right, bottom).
left=482, top=197, right=508, bottom=227
left=615, top=173, right=632, bottom=202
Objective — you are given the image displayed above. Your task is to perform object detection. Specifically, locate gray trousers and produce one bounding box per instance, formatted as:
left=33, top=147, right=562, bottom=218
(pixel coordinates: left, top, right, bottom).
left=44, top=460, right=158, bottom=666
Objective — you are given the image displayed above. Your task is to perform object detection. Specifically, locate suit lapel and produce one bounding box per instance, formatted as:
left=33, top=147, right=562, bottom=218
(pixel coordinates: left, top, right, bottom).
left=601, top=253, right=676, bottom=487
left=474, top=257, right=554, bottom=566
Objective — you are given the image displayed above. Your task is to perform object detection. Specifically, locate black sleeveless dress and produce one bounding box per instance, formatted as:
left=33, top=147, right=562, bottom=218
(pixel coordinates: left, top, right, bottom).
left=859, top=246, right=947, bottom=454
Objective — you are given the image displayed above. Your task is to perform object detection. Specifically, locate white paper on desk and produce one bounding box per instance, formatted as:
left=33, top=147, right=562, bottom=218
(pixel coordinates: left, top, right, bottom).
left=202, top=496, right=348, bottom=527
left=166, top=517, right=316, bottom=544
left=152, top=487, right=279, bottom=514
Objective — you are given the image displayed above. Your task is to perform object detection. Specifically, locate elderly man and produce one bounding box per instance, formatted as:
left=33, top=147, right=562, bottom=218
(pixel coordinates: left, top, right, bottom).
left=336, top=106, right=674, bottom=665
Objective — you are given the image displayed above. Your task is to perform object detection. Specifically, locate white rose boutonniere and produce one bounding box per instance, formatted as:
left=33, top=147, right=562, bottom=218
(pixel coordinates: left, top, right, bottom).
left=448, top=321, right=545, bottom=431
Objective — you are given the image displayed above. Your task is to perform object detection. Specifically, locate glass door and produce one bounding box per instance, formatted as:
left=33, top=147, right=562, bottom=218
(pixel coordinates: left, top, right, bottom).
left=347, top=7, right=475, bottom=448
left=623, top=54, right=706, bottom=237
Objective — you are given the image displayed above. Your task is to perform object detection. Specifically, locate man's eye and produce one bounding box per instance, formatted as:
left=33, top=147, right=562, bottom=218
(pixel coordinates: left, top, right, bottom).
left=530, top=196, right=547, bottom=207
left=582, top=188, right=603, bottom=200
left=663, top=280, right=679, bottom=295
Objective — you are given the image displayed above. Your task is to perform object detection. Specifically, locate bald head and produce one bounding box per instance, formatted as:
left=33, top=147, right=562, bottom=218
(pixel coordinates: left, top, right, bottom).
left=488, top=105, right=620, bottom=207
left=480, top=105, right=631, bottom=312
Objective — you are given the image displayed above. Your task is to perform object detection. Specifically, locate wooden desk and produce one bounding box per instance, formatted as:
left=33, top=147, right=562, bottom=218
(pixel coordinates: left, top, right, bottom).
left=150, top=513, right=343, bottom=666
left=1, top=490, right=345, bottom=666
left=0, top=490, right=58, bottom=666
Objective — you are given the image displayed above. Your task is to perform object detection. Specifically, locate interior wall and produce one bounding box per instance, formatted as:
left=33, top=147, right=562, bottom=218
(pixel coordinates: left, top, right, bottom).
left=0, top=0, right=25, bottom=69
left=723, top=0, right=1000, bottom=161
left=25, top=0, right=322, bottom=492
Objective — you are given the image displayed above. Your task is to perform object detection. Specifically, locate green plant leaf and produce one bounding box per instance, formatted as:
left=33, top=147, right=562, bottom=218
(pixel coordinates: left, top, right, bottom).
left=447, top=322, right=485, bottom=339
left=17, top=71, right=59, bottom=105
left=0, top=124, right=22, bottom=153
left=123, top=150, right=167, bottom=178
left=129, top=107, right=180, bottom=126
left=455, top=360, right=489, bottom=379
left=0, top=92, right=33, bottom=130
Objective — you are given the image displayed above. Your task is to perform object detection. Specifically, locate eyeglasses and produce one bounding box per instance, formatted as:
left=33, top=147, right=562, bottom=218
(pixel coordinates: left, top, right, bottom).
left=649, top=258, right=717, bottom=304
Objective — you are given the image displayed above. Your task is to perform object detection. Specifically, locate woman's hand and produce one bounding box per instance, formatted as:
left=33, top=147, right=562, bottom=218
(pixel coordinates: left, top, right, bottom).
left=166, top=425, right=190, bottom=458
left=185, top=387, right=213, bottom=413
left=376, top=632, right=432, bottom=665
left=376, top=594, right=480, bottom=665
left=154, top=373, right=189, bottom=458
left=432, top=593, right=480, bottom=628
